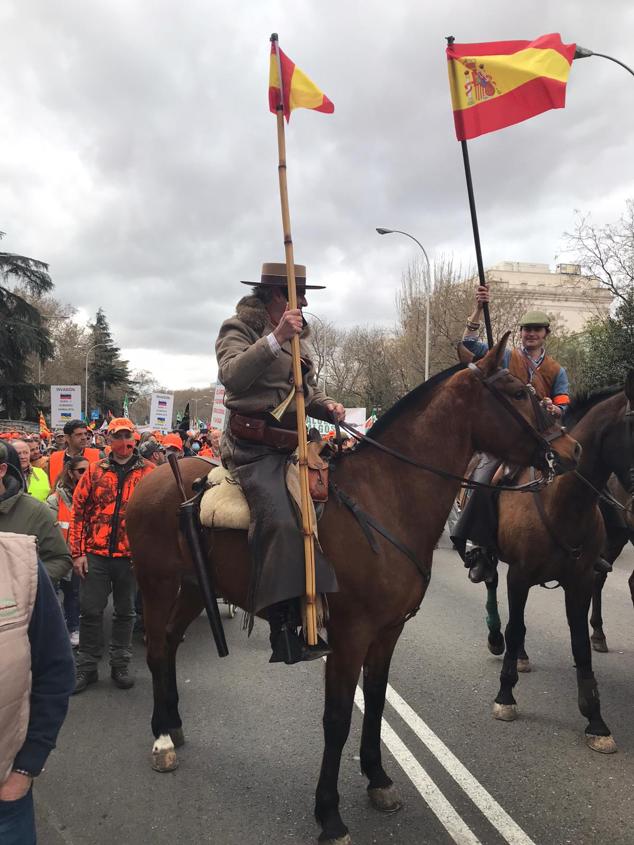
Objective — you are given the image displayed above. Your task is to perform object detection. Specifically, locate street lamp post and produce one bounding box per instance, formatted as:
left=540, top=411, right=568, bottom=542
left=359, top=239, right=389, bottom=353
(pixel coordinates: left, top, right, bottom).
left=574, top=45, right=634, bottom=78
left=85, top=342, right=108, bottom=423
left=376, top=227, right=433, bottom=381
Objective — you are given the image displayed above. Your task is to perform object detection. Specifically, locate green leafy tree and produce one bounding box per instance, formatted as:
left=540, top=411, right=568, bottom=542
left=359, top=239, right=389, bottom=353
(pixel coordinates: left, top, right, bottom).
left=0, top=233, right=54, bottom=419
left=87, top=308, right=134, bottom=416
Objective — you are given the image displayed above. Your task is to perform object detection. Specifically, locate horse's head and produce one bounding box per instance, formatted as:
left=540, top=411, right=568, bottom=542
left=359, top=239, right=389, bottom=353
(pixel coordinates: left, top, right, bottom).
left=466, top=333, right=581, bottom=475
left=596, top=369, right=634, bottom=497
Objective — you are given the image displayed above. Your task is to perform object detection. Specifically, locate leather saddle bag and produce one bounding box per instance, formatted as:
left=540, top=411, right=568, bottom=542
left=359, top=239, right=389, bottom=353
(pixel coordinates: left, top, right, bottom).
left=307, top=441, right=330, bottom=503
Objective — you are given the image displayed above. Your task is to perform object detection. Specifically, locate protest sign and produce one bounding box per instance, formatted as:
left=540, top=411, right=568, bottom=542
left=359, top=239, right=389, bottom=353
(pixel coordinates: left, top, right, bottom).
left=149, top=392, right=174, bottom=433
left=51, top=385, right=82, bottom=427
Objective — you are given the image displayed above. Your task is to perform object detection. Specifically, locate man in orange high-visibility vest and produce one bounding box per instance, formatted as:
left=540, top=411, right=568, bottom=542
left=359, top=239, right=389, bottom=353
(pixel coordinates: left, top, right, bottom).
left=48, top=420, right=100, bottom=487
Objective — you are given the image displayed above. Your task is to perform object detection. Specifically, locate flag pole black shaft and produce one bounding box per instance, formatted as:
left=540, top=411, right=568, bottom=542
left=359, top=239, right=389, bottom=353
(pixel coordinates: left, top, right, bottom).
left=460, top=140, right=493, bottom=347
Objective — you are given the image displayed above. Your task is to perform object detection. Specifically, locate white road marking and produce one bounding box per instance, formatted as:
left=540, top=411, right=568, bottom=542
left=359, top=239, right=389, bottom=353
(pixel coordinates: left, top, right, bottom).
left=385, top=683, right=537, bottom=845
left=354, top=688, right=482, bottom=845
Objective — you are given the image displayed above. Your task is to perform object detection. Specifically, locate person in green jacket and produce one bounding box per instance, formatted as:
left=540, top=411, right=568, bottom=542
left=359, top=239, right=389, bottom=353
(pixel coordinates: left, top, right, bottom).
left=0, top=442, right=71, bottom=583
left=13, top=439, right=51, bottom=502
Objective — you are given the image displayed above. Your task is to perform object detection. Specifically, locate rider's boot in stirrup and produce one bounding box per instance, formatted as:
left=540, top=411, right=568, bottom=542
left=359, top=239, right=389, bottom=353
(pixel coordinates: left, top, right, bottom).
left=594, top=556, right=613, bottom=575
left=464, top=546, right=497, bottom=584
left=268, top=601, right=331, bottom=664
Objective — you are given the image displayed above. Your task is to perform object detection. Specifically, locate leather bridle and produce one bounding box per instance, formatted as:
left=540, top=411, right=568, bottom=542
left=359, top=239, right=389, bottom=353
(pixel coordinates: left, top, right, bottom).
left=336, top=366, right=566, bottom=493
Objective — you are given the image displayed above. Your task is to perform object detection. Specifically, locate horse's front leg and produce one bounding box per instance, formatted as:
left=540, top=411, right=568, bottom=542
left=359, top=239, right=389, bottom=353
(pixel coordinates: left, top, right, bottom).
left=315, top=628, right=371, bottom=845
left=564, top=580, right=617, bottom=754
left=590, top=571, right=609, bottom=653
left=360, top=625, right=404, bottom=814
left=493, top=572, right=529, bottom=722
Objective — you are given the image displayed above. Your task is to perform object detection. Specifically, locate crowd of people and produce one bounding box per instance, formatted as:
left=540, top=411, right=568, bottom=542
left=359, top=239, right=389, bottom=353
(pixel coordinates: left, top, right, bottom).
left=0, top=416, right=223, bottom=842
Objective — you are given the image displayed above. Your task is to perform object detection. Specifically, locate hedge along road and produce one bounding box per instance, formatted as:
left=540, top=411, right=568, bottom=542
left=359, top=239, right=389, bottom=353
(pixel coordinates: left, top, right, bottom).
left=35, top=541, right=634, bottom=845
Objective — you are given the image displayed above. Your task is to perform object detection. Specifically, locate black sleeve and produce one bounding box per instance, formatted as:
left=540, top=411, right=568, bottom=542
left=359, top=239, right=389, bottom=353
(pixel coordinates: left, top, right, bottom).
left=13, top=560, right=76, bottom=775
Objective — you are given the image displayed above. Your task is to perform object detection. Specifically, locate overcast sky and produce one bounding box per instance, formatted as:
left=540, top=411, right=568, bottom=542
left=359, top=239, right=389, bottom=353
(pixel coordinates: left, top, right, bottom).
left=2, top=1, right=633, bottom=388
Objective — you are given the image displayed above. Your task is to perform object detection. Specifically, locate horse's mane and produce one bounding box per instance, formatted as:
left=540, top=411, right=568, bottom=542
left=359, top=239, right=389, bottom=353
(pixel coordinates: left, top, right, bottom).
left=565, top=384, right=623, bottom=429
left=357, top=363, right=466, bottom=445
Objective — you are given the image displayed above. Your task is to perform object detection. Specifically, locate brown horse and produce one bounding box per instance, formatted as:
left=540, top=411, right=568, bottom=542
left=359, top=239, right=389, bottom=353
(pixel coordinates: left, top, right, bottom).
left=590, top=475, right=634, bottom=652
left=487, top=370, right=634, bottom=754
left=126, top=336, right=580, bottom=845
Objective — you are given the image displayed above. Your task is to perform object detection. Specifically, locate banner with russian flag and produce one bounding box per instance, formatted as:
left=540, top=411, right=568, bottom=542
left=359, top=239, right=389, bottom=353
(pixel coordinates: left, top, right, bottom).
left=269, top=39, right=334, bottom=122
left=446, top=34, right=576, bottom=141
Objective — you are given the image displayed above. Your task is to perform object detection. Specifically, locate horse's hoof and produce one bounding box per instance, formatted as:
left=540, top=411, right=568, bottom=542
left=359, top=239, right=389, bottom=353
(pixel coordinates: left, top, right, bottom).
left=319, top=836, right=352, bottom=845
left=487, top=632, right=505, bottom=656
left=151, top=735, right=178, bottom=772
left=368, top=784, right=403, bottom=814
left=591, top=638, right=609, bottom=654
left=517, top=658, right=531, bottom=673
left=169, top=727, right=185, bottom=748
left=493, top=702, right=518, bottom=721
left=586, top=734, right=618, bottom=754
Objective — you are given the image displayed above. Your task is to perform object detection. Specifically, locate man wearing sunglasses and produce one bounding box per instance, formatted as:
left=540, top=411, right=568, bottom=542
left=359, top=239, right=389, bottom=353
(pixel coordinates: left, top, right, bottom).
left=68, top=418, right=154, bottom=694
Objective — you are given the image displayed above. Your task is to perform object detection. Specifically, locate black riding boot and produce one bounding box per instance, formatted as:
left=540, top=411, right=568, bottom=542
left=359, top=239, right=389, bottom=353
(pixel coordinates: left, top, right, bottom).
left=464, top=546, right=498, bottom=584
left=268, top=601, right=331, bottom=664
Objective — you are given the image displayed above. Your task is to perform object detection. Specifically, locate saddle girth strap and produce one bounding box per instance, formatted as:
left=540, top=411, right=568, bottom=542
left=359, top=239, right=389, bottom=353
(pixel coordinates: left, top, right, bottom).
left=329, top=481, right=431, bottom=586
left=529, top=467, right=583, bottom=560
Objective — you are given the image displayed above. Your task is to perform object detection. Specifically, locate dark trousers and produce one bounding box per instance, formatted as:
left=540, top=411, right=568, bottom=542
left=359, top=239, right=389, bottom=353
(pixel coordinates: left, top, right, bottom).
left=450, top=454, right=501, bottom=557
left=76, top=554, right=136, bottom=672
left=0, top=788, right=36, bottom=845
left=58, top=572, right=80, bottom=632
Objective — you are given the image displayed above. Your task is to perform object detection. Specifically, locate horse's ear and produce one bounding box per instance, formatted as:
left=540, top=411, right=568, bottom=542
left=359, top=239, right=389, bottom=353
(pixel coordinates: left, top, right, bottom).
left=625, top=369, right=634, bottom=402
left=456, top=341, right=474, bottom=365
left=477, top=331, right=511, bottom=376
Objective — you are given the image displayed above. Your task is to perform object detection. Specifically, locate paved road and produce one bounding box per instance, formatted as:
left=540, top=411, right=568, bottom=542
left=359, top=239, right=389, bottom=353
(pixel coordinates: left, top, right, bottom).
left=36, top=540, right=634, bottom=845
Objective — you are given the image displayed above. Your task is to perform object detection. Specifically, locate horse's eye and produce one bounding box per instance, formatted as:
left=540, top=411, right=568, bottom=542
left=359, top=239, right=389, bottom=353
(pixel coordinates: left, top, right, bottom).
left=514, top=390, right=526, bottom=400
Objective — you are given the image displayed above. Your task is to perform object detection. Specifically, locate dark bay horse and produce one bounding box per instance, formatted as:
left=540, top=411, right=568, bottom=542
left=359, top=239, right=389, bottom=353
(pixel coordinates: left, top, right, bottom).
left=590, top=475, right=633, bottom=652
left=126, top=336, right=579, bottom=845
left=485, top=371, right=634, bottom=754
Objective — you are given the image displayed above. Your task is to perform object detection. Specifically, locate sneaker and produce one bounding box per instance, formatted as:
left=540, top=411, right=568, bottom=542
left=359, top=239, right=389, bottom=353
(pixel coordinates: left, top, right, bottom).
left=73, top=670, right=98, bottom=695
left=69, top=630, right=80, bottom=648
left=111, top=666, right=135, bottom=689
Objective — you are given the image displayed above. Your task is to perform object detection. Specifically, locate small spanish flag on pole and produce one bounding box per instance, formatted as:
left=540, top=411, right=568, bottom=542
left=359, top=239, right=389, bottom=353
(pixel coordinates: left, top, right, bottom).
left=269, top=38, right=334, bottom=122
left=447, top=34, right=576, bottom=141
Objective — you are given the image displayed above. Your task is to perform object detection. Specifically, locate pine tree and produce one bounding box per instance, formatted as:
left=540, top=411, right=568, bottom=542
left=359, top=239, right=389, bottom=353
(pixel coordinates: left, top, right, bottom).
left=87, top=308, right=134, bottom=416
left=0, top=232, right=54, bottom=419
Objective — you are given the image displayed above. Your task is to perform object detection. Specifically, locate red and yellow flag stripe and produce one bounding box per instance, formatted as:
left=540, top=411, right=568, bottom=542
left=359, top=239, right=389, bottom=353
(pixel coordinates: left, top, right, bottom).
left=447, top=34, right=576, bottom=141
left=269, top=43, right=334, bottom=122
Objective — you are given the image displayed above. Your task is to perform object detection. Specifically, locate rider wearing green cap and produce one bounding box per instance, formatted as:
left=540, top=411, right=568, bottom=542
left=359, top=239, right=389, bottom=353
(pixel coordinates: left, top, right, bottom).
left=451, top=285, right=570, bottom=583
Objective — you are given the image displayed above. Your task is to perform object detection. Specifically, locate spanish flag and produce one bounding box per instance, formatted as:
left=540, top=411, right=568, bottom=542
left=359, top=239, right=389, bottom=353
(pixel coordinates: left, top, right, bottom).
left=447, top=34, right=576, bottom=141
left=269, top=41, right=334, bottom=122
left=38, top=410, right=50, bottom=439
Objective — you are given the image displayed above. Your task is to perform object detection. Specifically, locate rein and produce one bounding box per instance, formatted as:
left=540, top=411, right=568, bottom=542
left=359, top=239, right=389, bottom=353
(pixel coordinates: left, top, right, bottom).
left=337, top=367, right=561, bottom=494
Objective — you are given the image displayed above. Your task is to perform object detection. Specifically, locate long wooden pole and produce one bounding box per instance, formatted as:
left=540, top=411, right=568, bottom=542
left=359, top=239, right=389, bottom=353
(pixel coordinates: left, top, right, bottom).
left=271, top=32, right=318, bottom=646
left=447, top=35, right=494, bottom=348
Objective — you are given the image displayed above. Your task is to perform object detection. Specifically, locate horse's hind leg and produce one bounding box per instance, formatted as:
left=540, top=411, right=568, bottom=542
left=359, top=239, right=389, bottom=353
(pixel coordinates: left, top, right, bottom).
left=485, top=571, right=504, bottom=655
left=360, top=625, right=404, bottom=814
left=141, top=574, right=181, bottom=772
left=564, top=581, right=617, bottom=754
left=164, top=576, right=206, bottom=748
left=315, top=628, right=371, bottom=845
left=493, top=573, right=529, bottom=722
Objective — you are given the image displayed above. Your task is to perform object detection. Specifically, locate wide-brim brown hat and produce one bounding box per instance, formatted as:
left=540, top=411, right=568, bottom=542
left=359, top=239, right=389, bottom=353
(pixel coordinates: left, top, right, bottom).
left=241, top=262, right=325, bottom=289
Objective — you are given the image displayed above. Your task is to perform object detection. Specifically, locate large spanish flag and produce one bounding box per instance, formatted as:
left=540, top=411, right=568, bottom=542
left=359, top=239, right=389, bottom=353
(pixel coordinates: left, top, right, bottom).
left=269, top=42, right=334, bottom=122
left=447, top=34, right=576, bottom=141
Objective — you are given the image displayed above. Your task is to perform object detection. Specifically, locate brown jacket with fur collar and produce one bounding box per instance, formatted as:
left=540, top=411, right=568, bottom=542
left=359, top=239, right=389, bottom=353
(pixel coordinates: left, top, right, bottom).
left=215, top=295, right=334, bottom=420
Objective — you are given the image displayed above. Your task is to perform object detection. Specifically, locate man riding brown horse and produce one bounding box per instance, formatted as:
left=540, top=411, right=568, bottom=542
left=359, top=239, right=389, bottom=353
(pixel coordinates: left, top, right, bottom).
left=451, top=284, right=570, bottom=583
left=214, top=261, right=345, bottom=665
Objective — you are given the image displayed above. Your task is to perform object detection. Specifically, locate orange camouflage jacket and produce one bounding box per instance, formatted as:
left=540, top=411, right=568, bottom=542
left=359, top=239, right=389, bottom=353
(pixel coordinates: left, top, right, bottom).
left=69, top=452, right=154, bottom=558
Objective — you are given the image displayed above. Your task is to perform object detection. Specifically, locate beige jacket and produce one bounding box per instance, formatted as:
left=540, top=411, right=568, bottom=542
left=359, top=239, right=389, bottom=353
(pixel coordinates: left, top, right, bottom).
left=0, top=533, right=37, bottom=782
left=215, top=295, right=334, bottom=420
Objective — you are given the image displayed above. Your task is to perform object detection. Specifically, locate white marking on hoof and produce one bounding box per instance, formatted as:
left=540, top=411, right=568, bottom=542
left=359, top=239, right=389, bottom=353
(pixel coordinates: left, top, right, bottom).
left=586, top=734, right=617, bottom=754
left=517, top=658, right=531, bottom=673
left=493, top=702, right=518, bottom=722
left=368, top=784, right=403, bottom=814
left=151, top=734, right=178, bottom=772
left=320, top=836, right=352, bottom=845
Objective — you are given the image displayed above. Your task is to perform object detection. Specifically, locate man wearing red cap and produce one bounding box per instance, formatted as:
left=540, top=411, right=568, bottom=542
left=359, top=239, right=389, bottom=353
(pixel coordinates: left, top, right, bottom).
left=69, top=418, right=154, bottom=693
